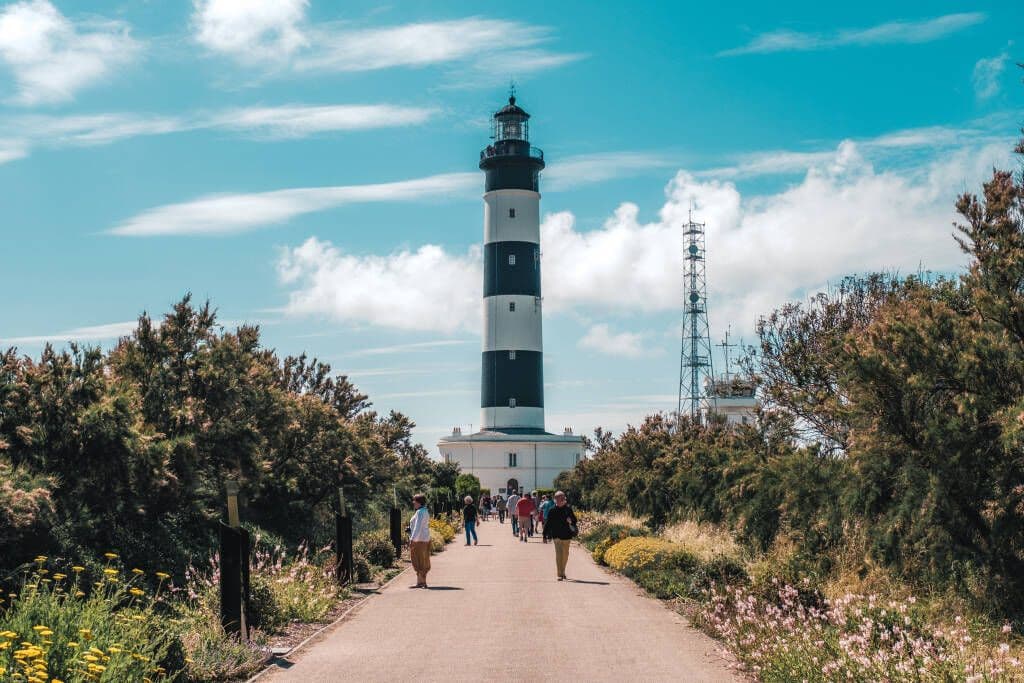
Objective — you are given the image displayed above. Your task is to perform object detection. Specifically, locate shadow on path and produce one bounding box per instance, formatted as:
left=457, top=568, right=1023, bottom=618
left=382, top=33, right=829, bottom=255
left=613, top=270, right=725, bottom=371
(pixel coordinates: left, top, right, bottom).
left=567, top=579, right=609, bottom=585
left=424, top=586, right=463, bottom=591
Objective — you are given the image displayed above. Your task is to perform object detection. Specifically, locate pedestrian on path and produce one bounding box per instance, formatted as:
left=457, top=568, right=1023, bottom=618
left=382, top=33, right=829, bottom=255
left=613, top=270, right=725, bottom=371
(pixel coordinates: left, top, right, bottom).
left=538, top=494, right=554, bottom=542
left=409, top=493, right=432, bottom=588
left=507, top=490, right=521, bottom=535
left=495, top=494, right=507, bottom=524
left=543, top=491, right=579, bottom=580
left=515, top=493, right=535, bottom=542
left=463, top=495, right=479, bottom=545
left=528, top=491, right=540, bottom=537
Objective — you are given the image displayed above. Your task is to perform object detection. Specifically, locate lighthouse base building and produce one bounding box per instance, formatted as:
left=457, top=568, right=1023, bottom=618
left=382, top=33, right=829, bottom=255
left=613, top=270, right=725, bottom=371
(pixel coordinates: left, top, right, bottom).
left=439, top=428, right=583, bottom=495
left=438, top=93, right=583, bottom=495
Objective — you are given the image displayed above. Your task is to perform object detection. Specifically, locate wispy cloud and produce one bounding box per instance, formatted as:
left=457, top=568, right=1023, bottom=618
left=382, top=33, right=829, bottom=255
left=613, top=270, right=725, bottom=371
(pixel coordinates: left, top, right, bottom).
left=719, top=12, right=986, bottom=57
left=190, top=3, right=579, bottom=83
left=1, top=321, right=137, bottom=345
left=0, top=103, right=437, bottom=165
left=108, top=149, right=666, bottom=236
left=0, top=0, right=141, bottom=105
left=973, top=44, right=1012, bottom=100
left=346, top=341, right=474, bottom=357
left=109, top=172, right=476, bottom=237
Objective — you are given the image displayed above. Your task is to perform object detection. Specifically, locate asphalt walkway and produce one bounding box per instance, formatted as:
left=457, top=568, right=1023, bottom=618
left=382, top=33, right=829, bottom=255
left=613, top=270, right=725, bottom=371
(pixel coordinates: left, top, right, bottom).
left=262, top=517, right=741, bottom=682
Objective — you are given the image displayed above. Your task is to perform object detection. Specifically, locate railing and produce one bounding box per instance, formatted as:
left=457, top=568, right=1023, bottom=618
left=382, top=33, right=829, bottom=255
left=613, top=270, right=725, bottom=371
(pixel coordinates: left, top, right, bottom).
left=480, top=145, right=544, bottom=162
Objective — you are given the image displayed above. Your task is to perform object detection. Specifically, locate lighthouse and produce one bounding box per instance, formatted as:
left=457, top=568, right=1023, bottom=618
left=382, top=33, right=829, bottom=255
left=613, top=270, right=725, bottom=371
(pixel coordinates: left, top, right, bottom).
left=438, top=93, right=583, bottom=496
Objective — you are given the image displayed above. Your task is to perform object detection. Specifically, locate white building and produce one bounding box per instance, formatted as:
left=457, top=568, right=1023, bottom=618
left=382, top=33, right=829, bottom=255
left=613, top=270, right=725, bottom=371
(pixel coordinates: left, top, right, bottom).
left=438, top=94, right=583, bottom=495
left=704, top=375, right=758, bottom=426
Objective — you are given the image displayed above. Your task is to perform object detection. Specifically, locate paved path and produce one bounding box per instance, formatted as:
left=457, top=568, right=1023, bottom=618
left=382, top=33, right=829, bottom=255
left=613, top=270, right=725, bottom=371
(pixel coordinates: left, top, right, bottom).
left=262, top=519, right=741, bottom=682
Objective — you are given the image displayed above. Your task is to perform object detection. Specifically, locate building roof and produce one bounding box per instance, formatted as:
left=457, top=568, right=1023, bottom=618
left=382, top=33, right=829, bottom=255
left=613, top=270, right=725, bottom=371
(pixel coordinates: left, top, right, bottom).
left=495, top=95, right=529, bottom=119
left=438, top=427, right=583, bottom=444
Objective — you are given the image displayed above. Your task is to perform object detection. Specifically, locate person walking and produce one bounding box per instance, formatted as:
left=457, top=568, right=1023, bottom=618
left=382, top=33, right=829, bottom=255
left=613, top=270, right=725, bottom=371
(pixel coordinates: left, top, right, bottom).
left=507, top=490, right=521, bottom=535
left=463, top=495, right=479, bottom=546
left=481, top=493, right=492, bottom=521
left=543, top=491, right=579, bottom=580
left=495, top=494, right=507, bottom=524
left=538, top=494, right=554, bottom=542
left=528, top=491, right=540, bottom=537
left=515, top=492, right=535, bottom=542
left=409, top=493, right=432, bottom=588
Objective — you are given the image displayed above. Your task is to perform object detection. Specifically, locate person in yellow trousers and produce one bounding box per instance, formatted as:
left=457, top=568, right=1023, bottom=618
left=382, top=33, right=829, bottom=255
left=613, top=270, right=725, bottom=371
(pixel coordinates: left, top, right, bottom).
left=409, top=493, right=432, bottom=588
left=542, top=491, right=579, bottom=580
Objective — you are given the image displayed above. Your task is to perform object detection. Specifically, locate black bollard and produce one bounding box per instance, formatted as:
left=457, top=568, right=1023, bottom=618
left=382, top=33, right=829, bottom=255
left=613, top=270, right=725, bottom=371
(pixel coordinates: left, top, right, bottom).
left=389, top=507, right=402, bottom=559
left=336, top=513, right=354, bottom=584
left=219, top=521, right=243, bottom=637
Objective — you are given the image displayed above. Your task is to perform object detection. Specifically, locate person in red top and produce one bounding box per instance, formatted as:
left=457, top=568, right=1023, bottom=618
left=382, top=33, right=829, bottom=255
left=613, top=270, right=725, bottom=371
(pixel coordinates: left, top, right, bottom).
left=515, top=494, right=535, bottom=543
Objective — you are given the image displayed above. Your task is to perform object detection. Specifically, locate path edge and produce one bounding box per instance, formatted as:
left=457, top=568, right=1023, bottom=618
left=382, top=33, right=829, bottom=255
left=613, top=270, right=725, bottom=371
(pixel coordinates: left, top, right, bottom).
left=244, top=563, right=410, bottom=683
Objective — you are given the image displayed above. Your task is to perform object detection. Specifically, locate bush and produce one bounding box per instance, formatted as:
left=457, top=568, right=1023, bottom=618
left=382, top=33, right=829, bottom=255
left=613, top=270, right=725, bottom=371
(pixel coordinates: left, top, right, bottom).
left=429, top=529, right=445, bottom=553
left=247, top=572, right=285, bottom=630
left=354, top=529, right=396, bottom=568
left=353, top=553, right=373, bottom=584
left=0, top=555, right=185, bottom=681
left=429, top=518, right=456, bottom=544
left=580, top=522, right=645, bottom=553
left=604, top=537, right=699, bottom=577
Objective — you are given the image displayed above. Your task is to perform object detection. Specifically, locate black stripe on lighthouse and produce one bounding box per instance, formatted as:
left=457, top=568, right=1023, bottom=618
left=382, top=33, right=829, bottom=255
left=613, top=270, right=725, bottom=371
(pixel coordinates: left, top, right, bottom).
left=481, top=350, right=544, bottom=408
left=483, top=241, right=540, bottom=297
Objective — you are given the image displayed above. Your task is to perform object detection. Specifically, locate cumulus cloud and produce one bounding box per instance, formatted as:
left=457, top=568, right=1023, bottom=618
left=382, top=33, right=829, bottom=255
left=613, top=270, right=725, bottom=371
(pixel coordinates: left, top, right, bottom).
left=189, top=4, right=578, bottom=81
left=578, top=324, right=648, bottom=358
left=274, top=135, right=1013, bottom=339
left=720, top=12, right=985, bottom=57
left=192, top=0, right=308, bottom=66
left=277, top=238, right=481, bottom=333
left=0, top=0, right=140, bottom=105
left=973, top=45, right=1011, bottom=100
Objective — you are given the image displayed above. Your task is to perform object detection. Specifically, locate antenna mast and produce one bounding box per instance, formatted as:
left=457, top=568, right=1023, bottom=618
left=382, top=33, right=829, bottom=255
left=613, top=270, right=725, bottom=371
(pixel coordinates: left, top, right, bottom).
left=677, top=208, right=716, bottom=422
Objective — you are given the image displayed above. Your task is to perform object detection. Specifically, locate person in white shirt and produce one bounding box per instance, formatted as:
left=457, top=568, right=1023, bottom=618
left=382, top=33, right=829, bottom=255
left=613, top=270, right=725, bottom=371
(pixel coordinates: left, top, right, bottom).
left=409, top=493, right=432, bottom=588
left=506, top=491, right=521, bottom=536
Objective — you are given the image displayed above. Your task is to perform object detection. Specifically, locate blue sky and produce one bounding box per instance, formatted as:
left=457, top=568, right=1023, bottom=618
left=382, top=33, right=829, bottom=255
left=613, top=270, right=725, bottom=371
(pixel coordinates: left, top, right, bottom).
left=1, top=0, right=1021, bottom=451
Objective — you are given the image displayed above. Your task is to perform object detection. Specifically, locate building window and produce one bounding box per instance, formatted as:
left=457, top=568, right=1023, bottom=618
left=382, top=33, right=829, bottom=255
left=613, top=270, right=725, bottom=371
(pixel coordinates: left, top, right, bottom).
left=509, top=301, right=515, bottom=312
left=509, top=350, right=516, bottom=360
left=509, top=397, right=517, bottom=408
left=508, top=254, right=516, bottom=266
left=509, top=208, right=516, bottom=218
left=508, top=452, right=517, bottom=467
left=574, top=453, right=581, bottom=465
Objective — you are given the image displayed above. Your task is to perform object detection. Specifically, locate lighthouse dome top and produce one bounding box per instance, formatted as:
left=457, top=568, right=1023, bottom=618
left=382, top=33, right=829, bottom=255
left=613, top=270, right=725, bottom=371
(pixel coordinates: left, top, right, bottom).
left=491, top=94, right=531, bottom=143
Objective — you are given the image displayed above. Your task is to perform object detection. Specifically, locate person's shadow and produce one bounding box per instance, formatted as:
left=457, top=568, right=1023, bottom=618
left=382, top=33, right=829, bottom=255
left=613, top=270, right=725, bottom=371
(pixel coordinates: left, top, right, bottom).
left=424, top=586, right=464, bottom=591
left=567, top=579, right=609, bottom=585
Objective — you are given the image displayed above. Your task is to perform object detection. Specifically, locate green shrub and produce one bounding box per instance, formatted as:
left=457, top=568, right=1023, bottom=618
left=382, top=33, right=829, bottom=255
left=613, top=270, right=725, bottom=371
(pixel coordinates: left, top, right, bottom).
left=247, top=572, right=285, bottom=630
left=429, top=518, right=456, bottom=543
left=429, top=529, right=445, bottom=553
left=580, top=521, right=645, bottom=552
left=354, top=529, right=396, bottom=568
left=353, top=553, right=372, bottom=583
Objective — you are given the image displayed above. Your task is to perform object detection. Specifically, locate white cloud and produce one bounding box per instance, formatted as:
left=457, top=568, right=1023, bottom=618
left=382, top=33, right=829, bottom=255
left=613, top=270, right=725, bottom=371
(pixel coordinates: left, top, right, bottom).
left=346, top=340, right=473, bottom=357
left=0, top=0, right=140, bottom=105
left=192, top=0, right=308, bottom=66
left=0, top=103, right=436, bottom=164
left=1, top=321, right=137, bottom=345
left=277, top=237, right=481, bottom=333
left=578, top=324, right=647, bottom=358
left=189, top=6, right=578, bottom=81
left=973, top=45, right=1011, bottom=100
left=720, top=12, right=985, bottom=56
left=109, top=172, right=476, bottom=237
left=274, top=134, right=1014, bottom=341
left=107, top=149, right=664, bottom=235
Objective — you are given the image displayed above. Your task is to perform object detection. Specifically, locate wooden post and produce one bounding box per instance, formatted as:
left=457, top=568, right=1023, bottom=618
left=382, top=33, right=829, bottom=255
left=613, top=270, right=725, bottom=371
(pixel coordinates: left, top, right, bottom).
left=389, top=507, right=402, bottom=559
left=225, top=479, right=241, bottom=528
left=335, top=489, right=354, bottom=584
left=219, top=521, right=242, bottom=637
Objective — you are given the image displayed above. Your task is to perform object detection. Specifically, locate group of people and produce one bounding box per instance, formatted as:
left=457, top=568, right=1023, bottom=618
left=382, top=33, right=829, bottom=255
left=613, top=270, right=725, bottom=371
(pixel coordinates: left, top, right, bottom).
left=406, top=489, right=579, bottom=588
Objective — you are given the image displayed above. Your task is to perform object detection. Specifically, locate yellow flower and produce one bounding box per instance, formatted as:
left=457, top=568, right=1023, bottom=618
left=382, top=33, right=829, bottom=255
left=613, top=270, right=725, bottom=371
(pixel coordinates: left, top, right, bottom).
left=129, top=588, right=145, bottom=597
left=103, top=553, right=118, bottom=560
left=131, top=568, right=144, bottom=575
left=155, top=572, right=170, bottom=580
left=39, top=630, right=53, bottom=637
left=0, top=642, right=8, bottom=650
left=66, top=642, right=78, bottom=648
left=32, top=626, right=48, bottom=632
left=52, top=573, right=66, bottom=581
left=83, top=654, right=98, bottom=662
left=74, top=591, right=85, bottom=598
left=71, top=566, right=84, bottom=573
left=107, top=646, right=122, bottom=654
left=78, top=628, right=92, bottom=638
left=102, top=568, right=118, bottom=576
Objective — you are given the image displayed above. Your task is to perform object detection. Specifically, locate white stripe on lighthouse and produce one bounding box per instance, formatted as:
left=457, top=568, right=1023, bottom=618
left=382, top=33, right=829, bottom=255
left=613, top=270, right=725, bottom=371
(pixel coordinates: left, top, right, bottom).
left=484, top=190, right=540, bottom=244
left=483, top=295, right=543, bottom=352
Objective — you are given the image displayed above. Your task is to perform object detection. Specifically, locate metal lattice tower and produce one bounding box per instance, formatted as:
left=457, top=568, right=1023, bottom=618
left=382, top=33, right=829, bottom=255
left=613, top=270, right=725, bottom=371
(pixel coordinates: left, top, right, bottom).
left=678, top=210, right=716, bottom=421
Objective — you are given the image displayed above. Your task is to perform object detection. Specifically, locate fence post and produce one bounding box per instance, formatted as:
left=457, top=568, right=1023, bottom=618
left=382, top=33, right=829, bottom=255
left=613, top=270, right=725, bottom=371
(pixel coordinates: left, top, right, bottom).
left=389, top=507, right=402, bottom=559
left=336, top=513, right=354, bottom=584
left=219, top=521, right=243, bottom=637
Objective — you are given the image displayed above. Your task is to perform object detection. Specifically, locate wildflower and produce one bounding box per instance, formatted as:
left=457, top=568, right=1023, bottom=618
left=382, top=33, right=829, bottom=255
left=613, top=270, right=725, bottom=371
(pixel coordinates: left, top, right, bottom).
left=103, top=553, right=118, bottom=560
left=1003, top=623, right=1012, bottom=634
left=102, top=568, right=118, bottom=576
left=52, top=573, right=66, bottom=581
left=71, top=566, right=84, bottom=573
left=66, top=642, right=78, bottom=648
left=155, top=572, right=170, bottom=580
left=131, top=568, right=144, bottom=575
left=129, top=587, right=144, bottom=597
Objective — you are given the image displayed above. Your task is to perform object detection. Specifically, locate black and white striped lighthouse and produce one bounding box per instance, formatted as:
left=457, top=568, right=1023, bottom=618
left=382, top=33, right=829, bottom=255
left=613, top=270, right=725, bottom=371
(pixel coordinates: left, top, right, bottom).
left=479, top=94, right=546, bottom=431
